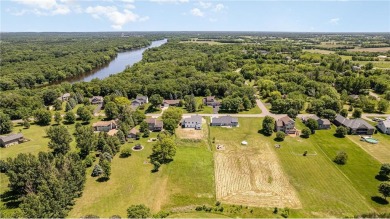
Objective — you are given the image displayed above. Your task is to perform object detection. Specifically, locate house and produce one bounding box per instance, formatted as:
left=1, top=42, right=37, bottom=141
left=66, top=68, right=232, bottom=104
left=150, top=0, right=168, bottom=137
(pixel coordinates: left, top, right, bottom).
left=333, top=114, right=375, bottom=135
left=146, top=118, right=163, bottom=131
left=163, top=99, right=181, bottom=107
left=182, top=115, right=202, bottom=130
left=352, top=66, right=361, bottom=71
left=131, top=95, right=148, bottom=108
left=0, top=133, right=24, bottom=147
left=136, top=95, right=148, bottom=104
left=90, top=96, right=103, bottom=104
left=302, top=115, right=331, bottom=130
left=58, top=93, right=70, bottom=101
left=128, top=127, right=140, bottom=139
left=92, top=120, right=117, bottom=132
left=378, top=120, right=390, bottom=134
left=210, top=116, right=238, bottom=127
left=275, top=116, right=296, bottom=134
left=204, top=96, right=220, bottom=107
left=107, top=129, right=118, bottom=136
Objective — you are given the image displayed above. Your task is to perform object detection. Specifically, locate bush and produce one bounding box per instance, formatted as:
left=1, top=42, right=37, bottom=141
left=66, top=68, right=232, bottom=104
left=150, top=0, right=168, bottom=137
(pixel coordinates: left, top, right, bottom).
left=91, top=164, right=103, bottom=177
left=0, top=160, right=9, bottom=173
left=334, top=151, right=348, bottom=165
left=335, top=126, right=348, bottom=138
left=127, top=204, right=150, bottom=218
left=301, top=128, right=311, bottom=138
left=120, top=147, right=132, bottom=158
left=275, top=131, right=285, bottom=141
left=215, top=201, right=221, bottom=206
left=352, top=108, right=362, bottom=118
left=84, top=155, right=94, bottom=167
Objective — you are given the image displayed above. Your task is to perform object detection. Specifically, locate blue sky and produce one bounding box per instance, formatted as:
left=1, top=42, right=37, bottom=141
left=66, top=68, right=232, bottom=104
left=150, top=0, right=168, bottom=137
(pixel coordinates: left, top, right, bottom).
left=1, top=0, right=389, bottom=32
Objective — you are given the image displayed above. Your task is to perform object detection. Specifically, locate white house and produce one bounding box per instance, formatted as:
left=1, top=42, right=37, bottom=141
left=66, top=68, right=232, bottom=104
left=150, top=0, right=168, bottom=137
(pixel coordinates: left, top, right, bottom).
left=182, top=115, right=202, bottom=130
left=378, top=120, right=390, bottom=134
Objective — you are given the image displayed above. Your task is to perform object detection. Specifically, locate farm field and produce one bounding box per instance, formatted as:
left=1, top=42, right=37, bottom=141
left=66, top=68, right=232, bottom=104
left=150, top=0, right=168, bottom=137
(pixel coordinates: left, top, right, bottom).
left=352, top=61, right=390, bottom=68
left=347, top=47, right=390, bottom=52
left=68, top=134, right=215, bottom=217
left=303, top=49, right=335, bottom=54
left=261, top=120, right=381, bottom=217
left=210, top=118, right=301, bottom=209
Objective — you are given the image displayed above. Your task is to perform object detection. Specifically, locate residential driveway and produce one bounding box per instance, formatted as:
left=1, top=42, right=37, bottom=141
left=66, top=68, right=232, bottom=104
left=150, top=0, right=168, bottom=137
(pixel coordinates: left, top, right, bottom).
left=256, top=99, right=271, bottom=116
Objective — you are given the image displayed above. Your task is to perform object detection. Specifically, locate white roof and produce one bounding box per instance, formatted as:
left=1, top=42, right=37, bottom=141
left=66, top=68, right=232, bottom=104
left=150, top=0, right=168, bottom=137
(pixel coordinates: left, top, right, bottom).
left=380, top=120, right=390, bottom=127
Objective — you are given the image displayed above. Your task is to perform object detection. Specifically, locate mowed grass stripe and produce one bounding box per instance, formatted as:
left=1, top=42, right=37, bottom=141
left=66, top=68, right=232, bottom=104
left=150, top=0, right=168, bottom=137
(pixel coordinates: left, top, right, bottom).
left=310, top=126, right=387, bottom=212
left=264, top=119, right=373, bottom=217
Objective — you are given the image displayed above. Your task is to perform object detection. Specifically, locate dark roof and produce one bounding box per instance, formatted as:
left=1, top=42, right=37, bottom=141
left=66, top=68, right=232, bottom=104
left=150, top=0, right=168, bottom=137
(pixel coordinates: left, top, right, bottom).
left=334, top=114, right=374, bottom=130
left=0, top=133, right=23, bottom=142
left=136, top=95, right=148, bottom=101
left=183, top=115, right=202, bottom=124
left=146, top=118, right=163, bottom=128
left=278, top=116, right=294, bottom=125
left=212, top=115, right=238, bottom=124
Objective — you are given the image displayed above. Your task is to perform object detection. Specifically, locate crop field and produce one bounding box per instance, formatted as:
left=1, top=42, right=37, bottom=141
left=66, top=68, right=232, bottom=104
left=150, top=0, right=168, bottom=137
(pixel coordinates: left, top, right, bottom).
left=210, top=118, right=301, bottom=209
left=347, top=47, right=390, bottom=52
left=303, top=49, right=335, bottom=54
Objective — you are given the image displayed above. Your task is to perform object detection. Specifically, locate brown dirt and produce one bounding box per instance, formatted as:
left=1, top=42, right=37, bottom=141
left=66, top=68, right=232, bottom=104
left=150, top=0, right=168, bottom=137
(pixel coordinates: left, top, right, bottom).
left=214, top=143, right=301, bottom=209
left=176, top=118, right=206, bottom=140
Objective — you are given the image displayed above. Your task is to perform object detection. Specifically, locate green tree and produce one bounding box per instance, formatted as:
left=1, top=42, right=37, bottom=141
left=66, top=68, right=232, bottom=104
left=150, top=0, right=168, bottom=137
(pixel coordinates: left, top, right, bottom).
left=64, top=111, right=76, bottom=124
left=105, top=102, right=119, bottom=120
left=262, top=116, right=274, bottom=136
left=91, top=164, right=103, bottom=177
left=301, top=128, right=311, bottom=138
left=306, top=118, right=318, bottom=134
left=339, top=109, right=348, bottom=118
left=33, top=109, right=51, bottom=126
left=378, top=100, right=389, bottom=113
left=42, top=89, right=60, bottom=105
left=243, top=96, right=252, bottom=110
left=127, top=204, right=151, bottom=219
left=117, top=130, right=126, bottom=144
left=46, top=126, right=72, bottom=155
left=287, top=109, right=298, bottom=119
left=162, top=107, right=183, bottom=126
left=0, top=112, right=13, bottom=134
left=149, top=94, right=163, bottom=109
left=54, top=111, right=62, bottom=124
left=100, top=159, right=111, bottom=180
left=335, top=126, right=348, bottom=138
left=352, top=108, right=363, bottom=118
left=275, top=131, right=285, bottom=141
left=75, top=126, right=96, bottom=158
left=379, top=163, right=390, bottom=179
left=163, top=118, right=177, bottom=134
left=334, top=151, right=348, bottom=165
left=150, top=137, right=176, bottom=171
left=53, top=99, right=62, bottom=111
left=378, top=182, right=390, bottom=200
left=65, top=102, right=73, bottom=112
left=23, top=118, right=30, bottom=129
left=139, top=121, right=149, bottom=132
left=77, top=106, right=92, bottom=123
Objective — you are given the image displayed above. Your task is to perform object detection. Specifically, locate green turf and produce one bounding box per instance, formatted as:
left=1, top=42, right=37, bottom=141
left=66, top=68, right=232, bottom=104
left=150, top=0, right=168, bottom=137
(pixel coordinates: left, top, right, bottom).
left=68, top=135, right=215, bottom=217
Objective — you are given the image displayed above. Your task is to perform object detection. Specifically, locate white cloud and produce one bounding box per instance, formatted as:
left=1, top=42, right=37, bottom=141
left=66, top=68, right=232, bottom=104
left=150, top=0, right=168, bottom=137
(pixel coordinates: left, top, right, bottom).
left=85, top=5, right=146, bottom=30
left=199, top=1, right=212, bottom=9
left=150, top=0, right=189, bottom=3
left=13, top=0, right=57, bottom=10
left=190, top=8, right=204, bottom=17
left=124, top=4, right=136, bottom=9
left=11, top=0, right=75, bottom=15
left=330, top=17, right=340, bottom=25
left=213, top=3, right=224, bottom=12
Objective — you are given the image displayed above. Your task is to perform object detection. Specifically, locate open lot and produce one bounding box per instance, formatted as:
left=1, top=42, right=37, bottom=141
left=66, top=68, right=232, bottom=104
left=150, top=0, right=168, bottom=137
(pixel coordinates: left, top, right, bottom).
left=176, top=118, right=207, bottom=140
left=210, top=118, right=301, bottom=209
left=347, top=132, right=390, bottom=163
left=303, top=49, right=335, bottom=54
left=68, top=135, right=215, bottom=217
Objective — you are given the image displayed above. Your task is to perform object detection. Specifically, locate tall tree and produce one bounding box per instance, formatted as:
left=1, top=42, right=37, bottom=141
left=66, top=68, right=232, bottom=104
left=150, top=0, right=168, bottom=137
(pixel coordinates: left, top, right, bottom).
left=150, top=137, right=176, bottom=171
left=54, top=112, right=62, bottom=124
left=105, top=102, right=119, bottom=120
left=149, top=94, right=163, bottom=109
left=33, top=109, right=52, bottom=126
left=262, top=116, right=274, bottom=136
left=378, top=182, right=390, bottom=200
left=0, top=112, right=13, bottom=134
left=75, top=126, right=96, bottom=158
left=46, top=126, right=72, bottom=156
left=77, top=106, right=92, bottom=123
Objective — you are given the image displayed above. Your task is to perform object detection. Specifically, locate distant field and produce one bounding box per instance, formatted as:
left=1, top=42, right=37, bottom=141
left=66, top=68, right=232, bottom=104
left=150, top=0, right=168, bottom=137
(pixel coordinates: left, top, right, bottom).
left=348, top=47, right=390, bottom=52
left=180, top=40, right=223, bottom=45
left=352, top=61, right=390, bottom=68
left=303, top=49, right=335, bottom=54
left=168, top=212, right=230, bottom=218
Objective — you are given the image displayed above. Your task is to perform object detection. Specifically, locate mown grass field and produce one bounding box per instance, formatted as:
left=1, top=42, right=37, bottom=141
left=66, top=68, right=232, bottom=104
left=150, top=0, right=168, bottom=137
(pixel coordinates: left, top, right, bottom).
left=347, top=132, right=390, bottom=163
left=352, top=61, right=390, bottom=68
left=68, top=134, right=215, bottom=218
left=260, top=119, right=387, bottom=217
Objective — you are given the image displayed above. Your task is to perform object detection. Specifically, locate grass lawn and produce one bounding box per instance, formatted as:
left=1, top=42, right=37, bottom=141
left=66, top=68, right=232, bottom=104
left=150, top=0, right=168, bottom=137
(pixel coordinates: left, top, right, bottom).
left=261, top=120, right=379, bottom=217
left=168, top=212, right=230, bottom=218
left=237, top=104, right=262, bottom=114
left=347, top=132, right=390, bottom=163
left=303, top=49, right=335, bottom=54
left=68, top=134, right=215, bottom=218
left=352, top=61, right=390, bottom=69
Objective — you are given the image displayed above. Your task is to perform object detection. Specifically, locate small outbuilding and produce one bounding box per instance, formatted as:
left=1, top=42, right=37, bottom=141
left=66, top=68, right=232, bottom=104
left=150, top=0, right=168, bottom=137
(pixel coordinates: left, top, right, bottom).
left=0, top=133, right=24, bottom=147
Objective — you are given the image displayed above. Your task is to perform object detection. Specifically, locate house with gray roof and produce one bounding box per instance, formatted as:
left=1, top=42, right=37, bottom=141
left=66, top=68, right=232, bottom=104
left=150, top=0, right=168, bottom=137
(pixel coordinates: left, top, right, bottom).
left=58, top=93, right=71, bottom=101
left=210, top=116, right=238, bottom=127
left=131, top=95, right=149, bottom=109
left=182, top=115, right=202, bottom=130
left=378, top=120, right=390, bottom=134
left=333, top=114, right=375, bottom=135
left=0, top=133, right=24, bottom=147
left=275, top=116, right=296, bottom=134
left=146, top=118, right=163, bottom=131
left=302, top=115, right=331, bottom=130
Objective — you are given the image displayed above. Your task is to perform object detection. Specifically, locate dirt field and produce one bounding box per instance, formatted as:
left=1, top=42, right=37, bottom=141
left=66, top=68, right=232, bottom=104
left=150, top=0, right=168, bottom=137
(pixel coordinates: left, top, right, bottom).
left=176, top=118, right=206, bottom=139
left=214, top=139, right=301, bottom=208
left=347, top=47, right=390, bottom=52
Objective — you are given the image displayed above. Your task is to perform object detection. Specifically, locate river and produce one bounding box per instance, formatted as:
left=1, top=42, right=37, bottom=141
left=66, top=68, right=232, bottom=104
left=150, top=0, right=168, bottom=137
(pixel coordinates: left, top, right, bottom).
left=71, top=39, right=167, bottom=83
